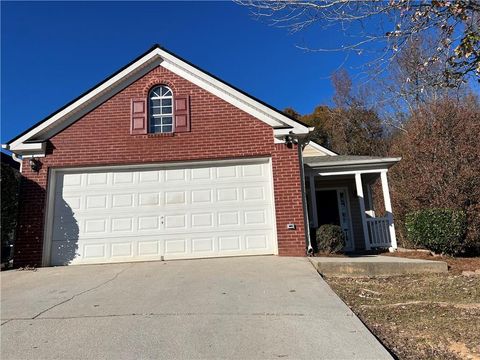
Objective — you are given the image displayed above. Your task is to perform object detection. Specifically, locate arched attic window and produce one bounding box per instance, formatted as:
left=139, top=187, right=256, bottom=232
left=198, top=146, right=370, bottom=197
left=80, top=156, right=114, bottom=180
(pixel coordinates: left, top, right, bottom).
left=149, top=85, right=173, bottom=133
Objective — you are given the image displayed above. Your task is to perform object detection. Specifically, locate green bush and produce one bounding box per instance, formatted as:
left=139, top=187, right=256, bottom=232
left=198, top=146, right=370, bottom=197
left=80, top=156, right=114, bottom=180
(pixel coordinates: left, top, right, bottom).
left=405, top=208, right=467, bottom=255
left=316, top=224, right=345, bottom=254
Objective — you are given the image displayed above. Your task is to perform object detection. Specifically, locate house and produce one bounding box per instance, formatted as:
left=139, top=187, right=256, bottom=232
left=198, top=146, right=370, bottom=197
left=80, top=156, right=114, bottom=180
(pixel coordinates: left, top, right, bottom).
left=3, top=45, right=400, bottom=267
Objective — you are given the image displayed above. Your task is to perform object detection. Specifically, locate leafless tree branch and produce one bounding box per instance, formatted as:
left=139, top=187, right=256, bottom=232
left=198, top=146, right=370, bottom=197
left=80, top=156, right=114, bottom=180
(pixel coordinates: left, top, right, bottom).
left=236, top=0, right=480, bottom=86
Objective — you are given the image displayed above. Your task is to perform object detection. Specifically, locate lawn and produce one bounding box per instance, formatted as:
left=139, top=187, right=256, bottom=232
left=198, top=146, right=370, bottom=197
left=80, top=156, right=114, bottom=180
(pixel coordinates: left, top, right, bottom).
left=325, top=254, right=480, bottom=360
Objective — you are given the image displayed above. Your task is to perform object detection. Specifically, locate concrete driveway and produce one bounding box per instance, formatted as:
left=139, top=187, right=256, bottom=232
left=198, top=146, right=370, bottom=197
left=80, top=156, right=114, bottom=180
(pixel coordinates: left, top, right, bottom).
left=1, top=256, right=391, bottom=359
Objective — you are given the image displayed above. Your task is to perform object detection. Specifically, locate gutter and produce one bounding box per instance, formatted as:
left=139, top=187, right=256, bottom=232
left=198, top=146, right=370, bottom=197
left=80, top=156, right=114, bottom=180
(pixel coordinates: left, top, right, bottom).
left=306, top=157, right=402, bottom=168
left=2, top=144, right=23, bottom=173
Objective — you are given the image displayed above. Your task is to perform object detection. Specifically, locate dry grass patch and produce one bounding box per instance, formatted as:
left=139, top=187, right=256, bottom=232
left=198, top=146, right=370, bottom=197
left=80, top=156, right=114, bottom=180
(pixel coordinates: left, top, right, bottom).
left=382, top=251, right=480, bottom=274
left=326, top=274, right=480, bottom=359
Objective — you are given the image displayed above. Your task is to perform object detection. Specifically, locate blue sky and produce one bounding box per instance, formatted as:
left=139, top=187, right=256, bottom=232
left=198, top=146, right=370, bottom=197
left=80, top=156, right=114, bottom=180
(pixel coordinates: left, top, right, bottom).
left=1, top=1, right=369, bottom=143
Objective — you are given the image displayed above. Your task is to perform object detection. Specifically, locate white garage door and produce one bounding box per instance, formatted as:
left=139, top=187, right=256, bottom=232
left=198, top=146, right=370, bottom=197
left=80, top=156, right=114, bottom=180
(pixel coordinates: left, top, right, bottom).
left=48, top=159, right=277, bottom=265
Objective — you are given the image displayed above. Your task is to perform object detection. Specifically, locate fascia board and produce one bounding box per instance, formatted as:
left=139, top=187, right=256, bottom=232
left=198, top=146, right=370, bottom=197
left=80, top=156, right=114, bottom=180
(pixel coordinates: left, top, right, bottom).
left=9, top=46, right=310, bottom=150
left=157, top=48, right=309, bottom=133
left=9, top=51, right=160, bottom=149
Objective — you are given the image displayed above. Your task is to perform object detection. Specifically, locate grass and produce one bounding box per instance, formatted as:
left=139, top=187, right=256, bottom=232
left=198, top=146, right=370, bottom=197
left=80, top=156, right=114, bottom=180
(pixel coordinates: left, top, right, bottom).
left=324, top=254, right=480, bottom=360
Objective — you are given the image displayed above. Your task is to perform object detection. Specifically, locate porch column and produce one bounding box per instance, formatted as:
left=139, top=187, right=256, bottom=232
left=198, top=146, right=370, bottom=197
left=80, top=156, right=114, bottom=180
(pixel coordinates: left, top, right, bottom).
left=365, top=184, right=375, bottom=217
left=380, top=171, right=398, bottom=250
left=355, top=173, right=371, bottom=250
left=308, top=174, right=318, bottom=228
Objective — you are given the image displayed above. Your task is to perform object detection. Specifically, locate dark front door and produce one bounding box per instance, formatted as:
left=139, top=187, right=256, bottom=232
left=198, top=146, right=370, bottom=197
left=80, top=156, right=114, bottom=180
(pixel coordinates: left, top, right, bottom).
left=316, top=190, right=340, bottom=227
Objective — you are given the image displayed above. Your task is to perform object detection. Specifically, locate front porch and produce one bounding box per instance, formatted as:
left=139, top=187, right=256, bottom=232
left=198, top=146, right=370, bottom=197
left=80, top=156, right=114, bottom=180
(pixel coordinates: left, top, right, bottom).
left=304, top=155, right=401, bottom=253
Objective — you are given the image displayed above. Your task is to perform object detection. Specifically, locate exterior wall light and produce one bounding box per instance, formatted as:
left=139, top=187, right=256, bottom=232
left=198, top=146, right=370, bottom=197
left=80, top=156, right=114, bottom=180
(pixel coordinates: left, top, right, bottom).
left=284, top=133, right=299, bottom=148
left=284, top=135, right=294, bottom=146
left=29, top=157, right=41, bottom=172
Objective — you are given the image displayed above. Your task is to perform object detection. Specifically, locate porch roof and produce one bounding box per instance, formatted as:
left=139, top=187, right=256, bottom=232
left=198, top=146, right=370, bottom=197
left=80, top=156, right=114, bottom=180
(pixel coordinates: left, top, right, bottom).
left=304, top=155, right=401, bottom=173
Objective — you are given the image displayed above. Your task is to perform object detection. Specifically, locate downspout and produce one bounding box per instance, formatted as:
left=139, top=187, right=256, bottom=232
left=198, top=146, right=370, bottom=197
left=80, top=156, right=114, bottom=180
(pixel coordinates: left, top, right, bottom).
left=1, top=144, right=23, bottom=173
left=295, top=136, right=314, bottom=255
left=11, top=153, right=23, bottom=173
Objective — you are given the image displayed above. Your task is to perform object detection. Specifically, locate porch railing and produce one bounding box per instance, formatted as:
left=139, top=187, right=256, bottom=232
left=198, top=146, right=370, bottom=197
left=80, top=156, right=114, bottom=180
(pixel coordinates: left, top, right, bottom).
left=366, top=217, right=391, bottom=248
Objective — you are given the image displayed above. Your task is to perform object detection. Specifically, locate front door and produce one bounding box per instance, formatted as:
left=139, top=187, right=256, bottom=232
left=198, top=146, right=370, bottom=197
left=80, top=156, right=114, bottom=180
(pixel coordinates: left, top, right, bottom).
left=315, top=189, right=353, bottom=250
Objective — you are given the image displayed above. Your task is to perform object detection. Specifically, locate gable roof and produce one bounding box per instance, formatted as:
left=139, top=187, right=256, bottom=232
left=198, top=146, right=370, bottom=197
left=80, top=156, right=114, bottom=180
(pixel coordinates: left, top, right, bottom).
left=4, top=45, right=310, bottom=155
left=304, top=141, right=338, bottom=156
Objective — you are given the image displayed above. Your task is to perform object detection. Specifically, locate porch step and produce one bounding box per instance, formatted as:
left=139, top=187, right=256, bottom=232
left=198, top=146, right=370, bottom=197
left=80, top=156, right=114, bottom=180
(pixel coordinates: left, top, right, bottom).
left=309, top=255, right=448, bottom=277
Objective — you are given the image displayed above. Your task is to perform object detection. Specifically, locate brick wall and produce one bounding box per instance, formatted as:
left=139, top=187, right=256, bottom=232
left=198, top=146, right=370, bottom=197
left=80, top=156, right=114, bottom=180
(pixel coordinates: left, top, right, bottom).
left=15, top=65, right=306, bottom=267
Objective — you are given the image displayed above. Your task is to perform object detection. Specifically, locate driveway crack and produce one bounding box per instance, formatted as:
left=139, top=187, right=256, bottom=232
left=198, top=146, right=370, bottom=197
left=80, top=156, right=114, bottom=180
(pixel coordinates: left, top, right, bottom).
left=31, top=264, right=133, bottom=319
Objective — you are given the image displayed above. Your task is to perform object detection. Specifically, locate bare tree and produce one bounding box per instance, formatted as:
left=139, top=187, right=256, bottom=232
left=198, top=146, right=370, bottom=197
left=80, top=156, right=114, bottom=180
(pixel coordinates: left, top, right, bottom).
left=236, top=0, right=480, bottom=86
left=288, top=70, right=387, bottom=155
left=371, top=35, right=470, bottom=132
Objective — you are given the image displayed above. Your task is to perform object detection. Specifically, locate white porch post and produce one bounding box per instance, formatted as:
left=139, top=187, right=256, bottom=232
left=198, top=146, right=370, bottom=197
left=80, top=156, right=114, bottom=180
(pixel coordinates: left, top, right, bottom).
left=309, top=174, right=318, bottom=228
left=365, top=184, right=375, bottom=218
left=380, top=171, right=397, bottom=251
left=355, top=173, right=371, bottom=251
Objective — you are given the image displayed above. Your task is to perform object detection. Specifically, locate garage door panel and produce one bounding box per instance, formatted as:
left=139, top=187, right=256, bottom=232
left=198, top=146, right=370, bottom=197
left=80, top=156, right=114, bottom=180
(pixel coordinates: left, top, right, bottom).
left=191, top=167, right=212, bottom=180
left=111, top=242, right=133, bottom=257
left=58, top=195, right=82, bottom=211
left=137, top=240, right=160, bottom=257
left=165, top=168, right=187, bottom=182
left=113, top=171, right=135, bottom=184
left=111, top=217, right=134, bottom=232
left=241, top=163, right=264, bottom=177
left=138, top=170, right=160, bottom=183
left=191, top=213, right=214, bottom=228
left=84, top=218, right=107, bottom=234
left=53, top=209, right=274, bottom=239
left=62, top=173, right=82, bottom=187
left=192, top=237, right=214, bottom=252
left=52, top=231, right=274, bottom=265
left=49, top=159, right=276, bottom=265
left=218, top=236, right=240, bottom=251
left=164, top=239, right=186, bottom=254
left=87, top=172, right=109, bottom=186
left=138, top=192, right=160, bottom=206
left=138, top=216, right=160, bottom=231
left=191, top=189, right=213, bottom=203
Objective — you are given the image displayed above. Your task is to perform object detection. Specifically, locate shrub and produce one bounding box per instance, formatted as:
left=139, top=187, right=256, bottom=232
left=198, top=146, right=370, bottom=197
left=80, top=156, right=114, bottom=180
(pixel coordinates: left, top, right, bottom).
left=1, top=162, right=21, bottom=265
left=405, top=208, right=467, bottom=255
left=316, top=224, right=345, bottom=254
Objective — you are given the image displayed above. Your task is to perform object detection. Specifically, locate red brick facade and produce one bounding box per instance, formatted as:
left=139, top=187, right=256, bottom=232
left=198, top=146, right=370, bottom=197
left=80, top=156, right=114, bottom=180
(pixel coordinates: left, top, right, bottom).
left=15, top=65, right=306, bottom=267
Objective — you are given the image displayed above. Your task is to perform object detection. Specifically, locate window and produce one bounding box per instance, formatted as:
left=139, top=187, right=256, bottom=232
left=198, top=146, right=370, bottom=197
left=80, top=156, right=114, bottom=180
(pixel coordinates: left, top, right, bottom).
left=149, top=85, right=173, bottom=133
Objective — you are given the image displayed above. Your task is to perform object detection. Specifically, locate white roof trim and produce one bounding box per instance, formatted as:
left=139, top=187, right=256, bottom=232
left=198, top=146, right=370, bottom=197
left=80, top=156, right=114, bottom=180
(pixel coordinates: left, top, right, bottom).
left=306, top=157, right=401, bottom=167
left=307, top=140, right=338, bottom=156
left=8, top=50, right=159, bottom=150
left=7, top=46, right=309, bottom=152
left=158, top=49, right=308, bottom=133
